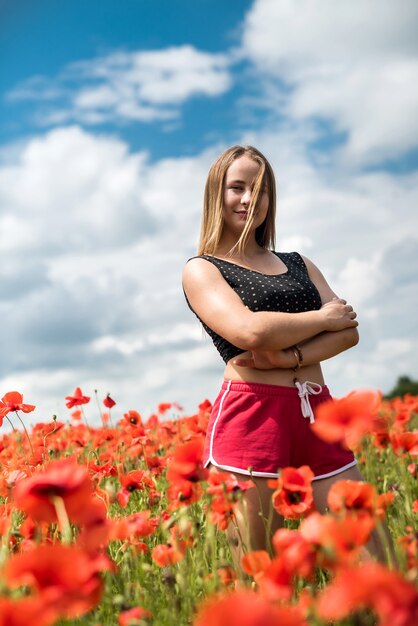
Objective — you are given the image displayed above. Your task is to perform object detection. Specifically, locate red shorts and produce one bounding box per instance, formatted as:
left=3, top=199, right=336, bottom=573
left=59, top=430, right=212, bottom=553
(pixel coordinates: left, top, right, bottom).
left=203, top=380, right=356, bottom=480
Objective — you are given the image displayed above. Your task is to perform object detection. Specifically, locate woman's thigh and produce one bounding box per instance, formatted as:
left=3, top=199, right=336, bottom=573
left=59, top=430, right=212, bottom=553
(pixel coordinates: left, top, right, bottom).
left=227, top=470, right=284, bottom=549
left=312, top=464, right=365, bottom=513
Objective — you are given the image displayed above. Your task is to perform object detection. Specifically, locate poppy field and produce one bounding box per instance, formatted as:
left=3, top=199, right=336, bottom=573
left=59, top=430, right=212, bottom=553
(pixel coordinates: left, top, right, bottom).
left=0, top=387, right=417, bottom=626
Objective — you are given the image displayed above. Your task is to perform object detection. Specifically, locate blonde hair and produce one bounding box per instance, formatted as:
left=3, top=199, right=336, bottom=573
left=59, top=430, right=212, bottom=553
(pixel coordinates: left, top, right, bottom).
left=198, top=145, right=276, bottom=257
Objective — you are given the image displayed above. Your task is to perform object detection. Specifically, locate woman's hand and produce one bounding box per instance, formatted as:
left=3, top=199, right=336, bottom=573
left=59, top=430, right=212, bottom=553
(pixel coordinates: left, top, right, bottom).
left=232, top=348, right=296, bottom=370
left=319, top=298, right=358, bottom=331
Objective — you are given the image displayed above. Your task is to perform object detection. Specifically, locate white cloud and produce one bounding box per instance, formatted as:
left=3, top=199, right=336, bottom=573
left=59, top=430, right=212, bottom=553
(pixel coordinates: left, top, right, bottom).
left=242, top=0, right=418, bottom=77
left=0, top=124, right=417, bottom=426
left=0, top=125, right=154, bottom=254
left=333, top=255, right=385, bottom=306
left=0, top=126, right=218, bottom=422
left=290, top=59, right=418, bottom=164
left=242, top=0, right=418, bottom=164
left=8, top=45, right=232, bottom=126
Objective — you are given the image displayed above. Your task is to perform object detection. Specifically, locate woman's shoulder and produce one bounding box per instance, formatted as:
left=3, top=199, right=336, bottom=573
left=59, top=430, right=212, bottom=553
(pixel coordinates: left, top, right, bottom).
left=183, top=255, right=223, bottom=284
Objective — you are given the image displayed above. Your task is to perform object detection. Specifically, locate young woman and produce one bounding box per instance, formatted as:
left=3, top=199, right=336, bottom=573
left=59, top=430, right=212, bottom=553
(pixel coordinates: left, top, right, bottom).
left=182, top=145, right=392, bottom=564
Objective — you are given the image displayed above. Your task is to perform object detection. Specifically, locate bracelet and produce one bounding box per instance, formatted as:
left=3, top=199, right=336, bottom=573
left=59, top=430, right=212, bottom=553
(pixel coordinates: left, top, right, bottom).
left=294, top=344, right=303, bottom=365
left=291, top=346, right=301, bottom=371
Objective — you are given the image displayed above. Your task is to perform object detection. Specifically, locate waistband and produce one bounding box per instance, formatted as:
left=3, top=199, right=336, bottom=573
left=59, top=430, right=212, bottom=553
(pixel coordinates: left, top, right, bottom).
left=221, top=379, right=329, bottom=398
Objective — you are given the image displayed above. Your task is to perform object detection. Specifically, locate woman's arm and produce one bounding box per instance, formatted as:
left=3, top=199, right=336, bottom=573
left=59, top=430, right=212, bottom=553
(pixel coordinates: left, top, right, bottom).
left=232, top=327, right=359, bottom=370
left=183, top=258, right=358, bottom=351
left=232, top=255, right=359, bottom=369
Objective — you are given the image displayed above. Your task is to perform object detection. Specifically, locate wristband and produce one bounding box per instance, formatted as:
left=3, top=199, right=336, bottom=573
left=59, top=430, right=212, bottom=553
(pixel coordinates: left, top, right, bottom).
left=294, top=344, right=303, bottom=365
left=291, top=346, right=301, bottom=371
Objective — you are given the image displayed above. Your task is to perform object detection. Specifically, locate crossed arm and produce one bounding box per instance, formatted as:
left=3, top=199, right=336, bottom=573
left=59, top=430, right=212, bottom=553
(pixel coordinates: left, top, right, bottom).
left=232, top=327, right=359, bottom=370
left=232, top=256, right=359, bottom=370
left=182, top=255, right=359, bottom=369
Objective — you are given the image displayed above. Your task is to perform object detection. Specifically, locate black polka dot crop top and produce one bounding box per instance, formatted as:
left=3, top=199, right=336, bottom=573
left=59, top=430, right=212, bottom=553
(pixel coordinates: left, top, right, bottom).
left=184, top=251, right=323, bottom=364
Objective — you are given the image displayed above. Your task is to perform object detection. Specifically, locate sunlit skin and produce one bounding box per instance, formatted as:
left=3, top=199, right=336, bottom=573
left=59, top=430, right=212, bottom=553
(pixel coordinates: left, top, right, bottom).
left=183, top=153, right=397, bottom=567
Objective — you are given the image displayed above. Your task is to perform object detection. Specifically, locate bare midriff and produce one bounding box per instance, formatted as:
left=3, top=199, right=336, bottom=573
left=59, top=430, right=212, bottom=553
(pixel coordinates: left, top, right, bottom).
left=224, top=352, right=325, bottom=387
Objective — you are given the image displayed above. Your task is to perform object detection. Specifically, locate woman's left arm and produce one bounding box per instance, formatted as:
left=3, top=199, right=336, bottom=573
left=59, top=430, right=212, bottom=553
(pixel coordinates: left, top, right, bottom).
left=298, top=253, right=360, bottom=357
left=233, top=255, right=359, bottom=370
left=233, top=327, right=359, bottom=369
left=295, top=326, right=359, bottom=366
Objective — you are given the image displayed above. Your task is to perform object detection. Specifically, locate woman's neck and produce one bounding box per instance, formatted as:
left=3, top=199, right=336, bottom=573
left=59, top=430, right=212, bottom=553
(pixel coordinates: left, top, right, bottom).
left=215, top=235, right=265, bottom=260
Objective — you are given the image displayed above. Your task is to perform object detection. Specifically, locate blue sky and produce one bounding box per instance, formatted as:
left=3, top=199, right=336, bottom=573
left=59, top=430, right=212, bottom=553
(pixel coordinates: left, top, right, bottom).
left=1, top=0, right=417, bottom=424
left=1, top=0, right=255, bottom=157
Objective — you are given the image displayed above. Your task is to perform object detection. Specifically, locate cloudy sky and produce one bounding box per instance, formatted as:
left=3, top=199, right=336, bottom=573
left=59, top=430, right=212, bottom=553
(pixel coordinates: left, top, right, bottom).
left=1, top=0, right=417, bottom=425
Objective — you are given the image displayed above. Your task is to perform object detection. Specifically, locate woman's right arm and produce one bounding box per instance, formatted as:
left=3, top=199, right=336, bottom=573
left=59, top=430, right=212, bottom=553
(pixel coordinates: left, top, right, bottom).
left=182, top=258, right=358, bottom=351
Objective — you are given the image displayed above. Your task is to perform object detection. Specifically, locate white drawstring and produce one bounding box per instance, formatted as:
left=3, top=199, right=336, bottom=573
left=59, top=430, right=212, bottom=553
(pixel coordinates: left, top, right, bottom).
left=293, top=380, right=323, bottom=424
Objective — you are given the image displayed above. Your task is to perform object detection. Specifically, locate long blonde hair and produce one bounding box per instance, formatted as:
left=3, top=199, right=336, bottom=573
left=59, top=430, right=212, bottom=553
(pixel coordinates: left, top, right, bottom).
left=198, top=145, right=276, bottom=256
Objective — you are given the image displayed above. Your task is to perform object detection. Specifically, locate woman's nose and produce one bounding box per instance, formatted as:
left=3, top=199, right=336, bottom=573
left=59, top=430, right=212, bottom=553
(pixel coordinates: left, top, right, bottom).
left=241, top=189, right=251, bottom=205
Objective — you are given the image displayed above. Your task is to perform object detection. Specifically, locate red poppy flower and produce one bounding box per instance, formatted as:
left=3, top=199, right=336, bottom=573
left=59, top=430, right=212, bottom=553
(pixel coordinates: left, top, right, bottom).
left=255, top=558, right=294, bottom=601
left=116, top=469, right=155, bottom=508
left=205, top=467, right=254, bottom=529
left=198, top=398, right=212, bottom=413
left=111, top=511, right=159, bottom=540
left=397, top=532, right=418, bottom=573
left=316, top=562, right=418, bottom=626
left=271, top=466, right=314, bottom=520
left=207, top=493, right=237, bottom=530
left=407, top=463, right=416, bottom=476
left=375, top=492, right=395, bottom=520
left=272, top=528, right=316, bottom=579
left=312, top=389, right=382, bottom=449
left=241, top=550, right=271, bottom=577
left=300, top=511, right=374, bottom=567
left=169, top=520, right=195, bottom=553
left=0, top=391, right=35, bottom=422
left=390, top=432, right=418, bottom=457
left=327, top=479, right=377, bottom=516
left=0, top=596, right=56, bottom=626
left=76, top=498, right=112, bottom=553
left=216, top=566, right=237, bottom=586
left=32, top=421, right=65, bottom=437
left=119, top=606, right=152, bottom=626
left=5, top=544, right=113, bottom=618
left=206, top=467, right=254, bottom=495
left=65, top=387, right=90, bottom=409
left=122, top=409, right=143, bottom=426
left=166, top=437, right=207, bottom=483
left=166, top=479, right=202, bottom=510
left=194, top=589, right=307, bottom=626
left=327, top=479, right=394, bottom=523
left=103, top=394, right=116, bottom=408
left=0, top=502, right=13, bottom=536
left=158, top=402, right=172, bottom=414
left=151, top=543, right=184, bottom=567
left=13, top=457, right=95, bottom=525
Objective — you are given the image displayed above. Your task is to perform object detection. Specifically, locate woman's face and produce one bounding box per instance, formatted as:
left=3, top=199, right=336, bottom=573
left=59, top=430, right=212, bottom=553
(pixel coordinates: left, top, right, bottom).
left=222, top=155, right=269, bottom=237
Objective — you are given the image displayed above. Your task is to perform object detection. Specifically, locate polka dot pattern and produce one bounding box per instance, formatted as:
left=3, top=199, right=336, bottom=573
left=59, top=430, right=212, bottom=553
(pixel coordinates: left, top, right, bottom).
left=187, top=252, right=322, bottom=363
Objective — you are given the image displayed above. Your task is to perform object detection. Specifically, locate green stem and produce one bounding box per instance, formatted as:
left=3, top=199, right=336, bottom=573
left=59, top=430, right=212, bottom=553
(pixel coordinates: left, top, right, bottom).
left=5, top=415, right=16, bottom=431
left=42, top=416, right=58, bottom=463
left=80, top=406, right=91, bottom=432
left=95, top=389, right=114, bottom=428
left=52, top=495, right=72, bottom=543
left=94, top=389, right=103, bottom=423
left=14, top=411, right=35, bottom=458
